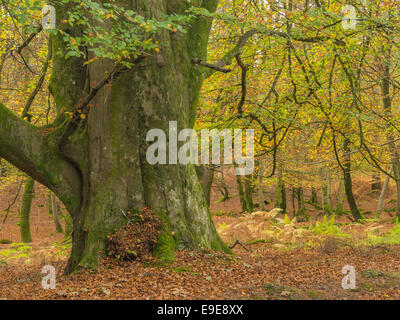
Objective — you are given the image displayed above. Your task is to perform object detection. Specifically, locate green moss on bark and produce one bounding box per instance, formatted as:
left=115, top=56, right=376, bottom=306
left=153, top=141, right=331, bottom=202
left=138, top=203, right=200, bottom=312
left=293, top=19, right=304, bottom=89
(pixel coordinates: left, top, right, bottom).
left=19, top=178, right=35, bottom=243
left=152, top=210, right=176, bottom=263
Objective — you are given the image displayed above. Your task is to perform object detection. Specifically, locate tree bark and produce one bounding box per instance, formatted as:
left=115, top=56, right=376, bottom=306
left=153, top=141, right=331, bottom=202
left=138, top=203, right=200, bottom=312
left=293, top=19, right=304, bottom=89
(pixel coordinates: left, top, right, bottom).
left=275, top=166, right=286, bottom=213
left=49, top=192, right=63, bottom=233
left=343, top=138, right=363, bottom=221
left=335, top=176, right=345, bottom=214
left=381, top=54, right=400, bottom=219
left=291, top=187, right=296, bottom=217
left=371, top=174, right=382, bottom=192
left=217, top=170, right=229, bottom=202
left=0, top=157, right=4, bottom=177
left=257, top=166, right=266, bottom=211
left=235, top=173, right=247, bottom=212
left=244, top=175, right=254, bottom=213
left=19, top=177, right=35, bottom=243
left=310, top=187, right=318, bottom=205
left=377, top=168, right=391, bottom=218
left=295, top=187, right=307, bottom=221
left=196, top=165, right=214, bottom=208
left=321, top=168, right=332, bottom=214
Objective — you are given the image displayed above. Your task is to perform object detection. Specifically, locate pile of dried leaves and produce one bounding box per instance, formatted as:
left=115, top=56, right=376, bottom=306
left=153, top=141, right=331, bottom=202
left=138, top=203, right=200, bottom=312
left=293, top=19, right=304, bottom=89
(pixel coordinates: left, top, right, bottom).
left=106, top=207, right=161, bottom=262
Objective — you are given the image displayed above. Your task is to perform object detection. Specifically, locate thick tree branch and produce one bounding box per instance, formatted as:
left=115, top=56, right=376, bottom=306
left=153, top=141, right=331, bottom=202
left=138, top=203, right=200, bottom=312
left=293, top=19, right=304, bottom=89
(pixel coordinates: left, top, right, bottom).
left=235, top=54, right=248, bottom=116
left=0, top=102, right=82, bottom=214
left=191, top=58, right=232, bottom=73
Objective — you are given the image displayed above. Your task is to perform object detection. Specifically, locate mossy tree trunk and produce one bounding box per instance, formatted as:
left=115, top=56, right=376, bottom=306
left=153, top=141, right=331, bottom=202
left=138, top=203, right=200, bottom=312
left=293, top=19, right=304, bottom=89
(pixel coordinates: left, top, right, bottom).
left=0, top=0, right=227, bottom=274
left=217, top=171, right=229, bottom=202
left=275, top=167, right=286, bottom=213
left=371, top=174, right=382, bottom=193
left=295, top=187, right=307, bottom=221
left=235, top=173, right=247, bottom=212
left=342, top=139, right=363, bottom=221
left=235, top=171, right=254, bottom=213
left=0, top=157, right=4, bottom=177
left=381, top=54, right=400, bottom=220
left=257, top=166, right=266, bottom=211
left=310, top=187, right=318, bottom=205
left=19, top=177, right=35, bottom=243
left=392, top=161, right=400, bottom=219
left=244, top=175, right=254, bottom=213
left=377, top=169, right=391, bottom=218
left=291, top=187, right=296, bottom=217
left=335, top=177, right=345, bottom=215
left=321, top=168, right=332, bottom=214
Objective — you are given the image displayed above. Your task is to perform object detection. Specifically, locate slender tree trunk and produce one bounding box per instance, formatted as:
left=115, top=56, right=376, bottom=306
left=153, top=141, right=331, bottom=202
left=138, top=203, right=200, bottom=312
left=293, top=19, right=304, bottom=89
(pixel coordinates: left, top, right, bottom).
left=296, top=187, right=307, bottom=221
left=49, top=192, right=63, bottom=233
left=336, top=177, right=345, bottom=214
left=236, top=173, right=247, bottom=212
left=291, top=187, right=296, bottom=217
left=381, top=46, right=400, bottom=219
left=0, top=50, right=8, bottom=85
left=321, top=168, right=332, bottom=214
left=327, top=169, right=332, bottom=210
left=257, top=166, right=266, bottom=211
left=311, top=187, right=318, bottom=205
left=343, top=139, right=363, bottom=221
left=196, top=165, right=214, bottom=208
left=392, top=161, right=400, bottom=219
left=216, top=170, right=229, bottom=202
left=275, top=166, right=286, bottom=213
left=371, top=174, right=382, bottom=193
left=0, top=157, right=3, bottom=177
left=244, top=175, right=254, bottom=213
left=19, top=177, right=35, bottom=243
left=377, top=169, right=392, bottom=218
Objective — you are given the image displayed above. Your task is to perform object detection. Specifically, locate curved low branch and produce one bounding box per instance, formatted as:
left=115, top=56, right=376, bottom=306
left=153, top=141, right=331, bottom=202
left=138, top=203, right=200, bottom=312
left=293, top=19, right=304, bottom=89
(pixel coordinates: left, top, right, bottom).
left=0, top=102, right=82, bottom=214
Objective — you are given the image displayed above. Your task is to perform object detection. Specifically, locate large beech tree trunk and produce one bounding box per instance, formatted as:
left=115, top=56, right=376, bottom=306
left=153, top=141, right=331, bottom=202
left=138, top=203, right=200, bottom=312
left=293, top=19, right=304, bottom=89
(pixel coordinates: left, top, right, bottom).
left=0, top=0, right=227, bottom=274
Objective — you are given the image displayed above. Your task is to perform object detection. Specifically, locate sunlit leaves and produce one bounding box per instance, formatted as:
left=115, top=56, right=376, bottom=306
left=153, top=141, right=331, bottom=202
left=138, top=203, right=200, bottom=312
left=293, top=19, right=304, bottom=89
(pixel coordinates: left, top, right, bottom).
left=57, top=0, right=190, bottom=67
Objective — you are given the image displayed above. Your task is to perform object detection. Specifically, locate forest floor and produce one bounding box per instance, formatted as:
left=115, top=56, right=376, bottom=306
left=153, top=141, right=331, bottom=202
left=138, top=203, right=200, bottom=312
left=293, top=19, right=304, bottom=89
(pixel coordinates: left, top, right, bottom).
left=0, top=174, right=399, bottom=300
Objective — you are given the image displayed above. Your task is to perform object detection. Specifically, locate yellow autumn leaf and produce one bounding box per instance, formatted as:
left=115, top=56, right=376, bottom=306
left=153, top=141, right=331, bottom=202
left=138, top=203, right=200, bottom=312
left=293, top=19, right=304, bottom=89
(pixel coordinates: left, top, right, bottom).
left=84, top=56, right=98, bottom=65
